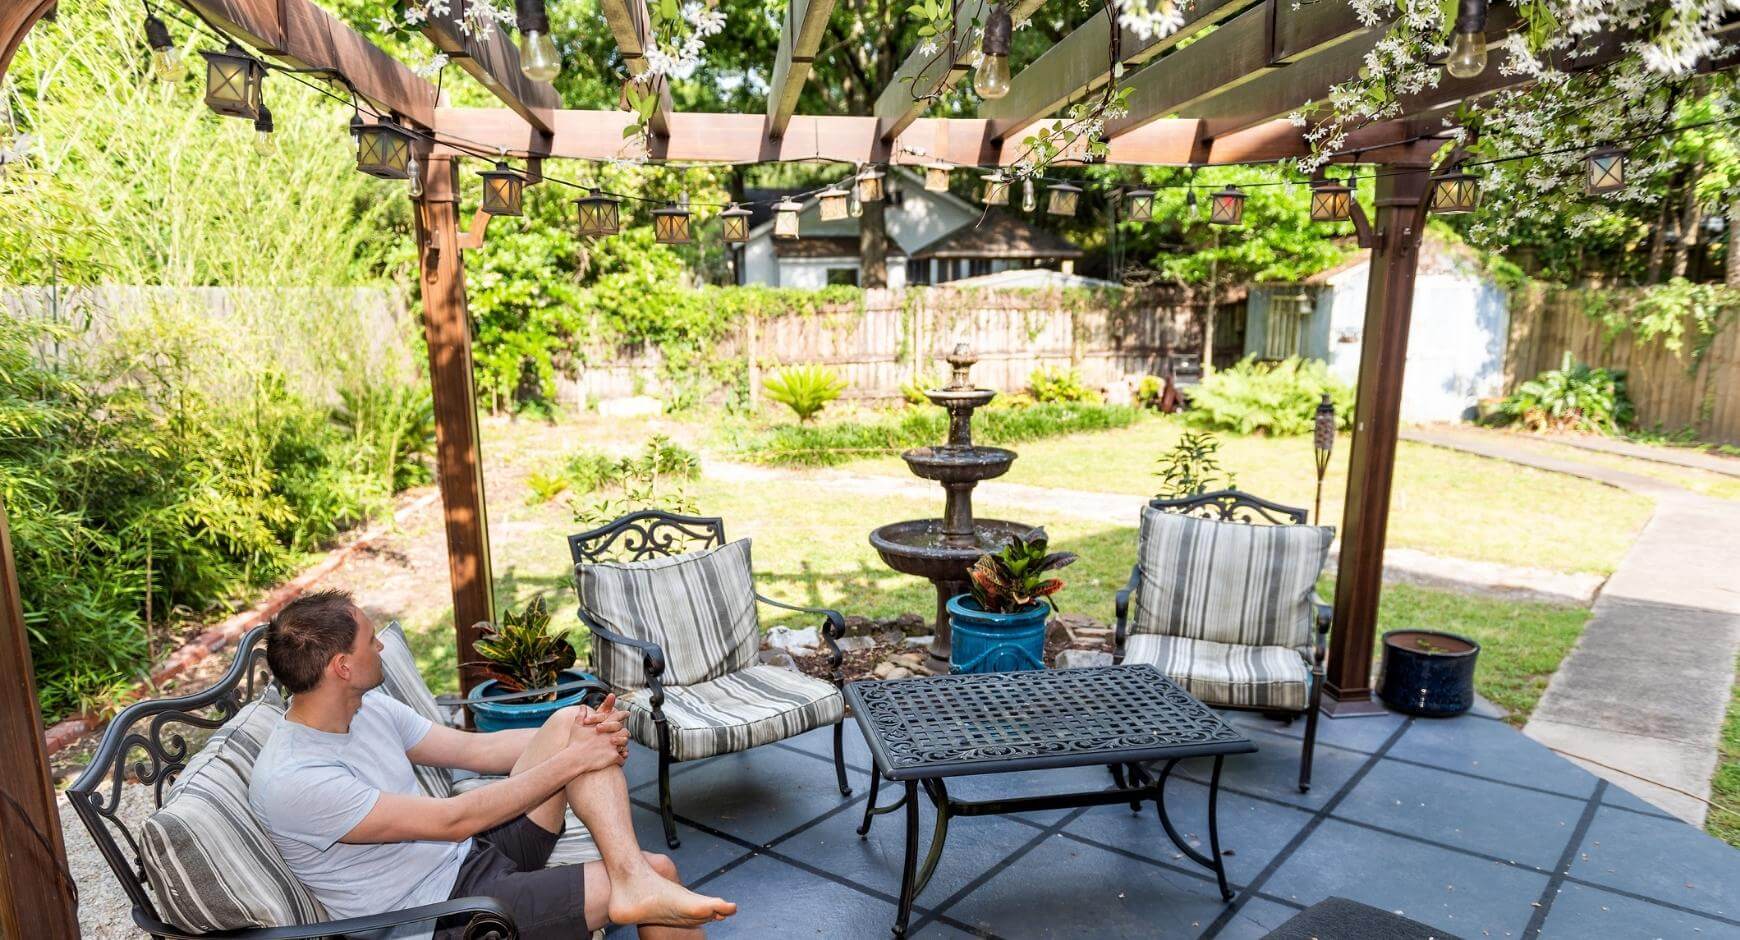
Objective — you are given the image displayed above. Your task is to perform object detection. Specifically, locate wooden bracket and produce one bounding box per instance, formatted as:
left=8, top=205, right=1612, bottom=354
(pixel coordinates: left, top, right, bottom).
left=456, top=206, right=494, bottom=251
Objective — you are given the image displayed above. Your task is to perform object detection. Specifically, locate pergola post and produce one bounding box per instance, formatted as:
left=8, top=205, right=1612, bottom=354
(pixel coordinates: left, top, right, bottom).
left=1323, top=164, right=1432, bottom=716
left=413, top=154, right=496, bottom=695
left=0, top=501, right=79, bottom=938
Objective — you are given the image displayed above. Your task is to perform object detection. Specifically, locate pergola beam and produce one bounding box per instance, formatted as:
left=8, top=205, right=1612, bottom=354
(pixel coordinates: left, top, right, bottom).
left=600, top=0, right=674, bottom=137
left=184, top=0, right=437, bottom=127
left=766, top=0, right=837, bottom=138
left=418, top=9, right=558, bottom=135
left=871, top=0, right=1045, bottom=142
left=980, top=0, right=1253, bottom=146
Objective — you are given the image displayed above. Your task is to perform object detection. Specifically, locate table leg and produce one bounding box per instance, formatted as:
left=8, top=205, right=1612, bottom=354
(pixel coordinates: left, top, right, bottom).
left=858, top=770, right=883, bottom=838
left=914, top=779, right=952, bottom=898
left=1154, top=757, right=1235, bottom=902
left=894, top=781, right=919, bottom=938
left=1208, top=755, right=1231, bottom=901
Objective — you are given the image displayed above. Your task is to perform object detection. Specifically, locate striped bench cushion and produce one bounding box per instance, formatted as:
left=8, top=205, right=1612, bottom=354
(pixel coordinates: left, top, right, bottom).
left=1124, top=634, right=1311, bottom=711
left=1130, top=506, right=1331, bottom=651
left=452, top=777, right=603, bottom=865
left=377, top=620, right=456, bottom=798
left=140, top=699, right=328, bottom=932
left=622, top=665, right=844, bottom=762
left=576, top=538, right=761, bottom=690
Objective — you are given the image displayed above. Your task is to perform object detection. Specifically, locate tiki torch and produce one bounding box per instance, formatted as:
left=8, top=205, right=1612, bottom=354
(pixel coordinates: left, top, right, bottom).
left=1313, top=392, right=1335, bottom=524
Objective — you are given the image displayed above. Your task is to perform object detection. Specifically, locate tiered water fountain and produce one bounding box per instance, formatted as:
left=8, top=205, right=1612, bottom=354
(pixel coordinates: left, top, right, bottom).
left=869, top=344, right=1035, bottom=669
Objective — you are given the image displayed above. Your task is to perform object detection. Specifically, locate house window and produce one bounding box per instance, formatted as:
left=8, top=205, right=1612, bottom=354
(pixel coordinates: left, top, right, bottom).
left=1264, top=291, right=1310, bottom=360
left=826, top=267, right=859, bottom=286
left=905, top=258, right=931, bottom=286
left=968, top=258, right=992, bottom=277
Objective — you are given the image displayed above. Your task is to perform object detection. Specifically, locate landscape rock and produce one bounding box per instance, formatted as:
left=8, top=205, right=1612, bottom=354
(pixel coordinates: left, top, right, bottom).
left=893, top=612, right=929, bottom=636
left=1053, top=613, right=1105, bottom=632
left=873, top=661, right=898, bottom=679
left=836, top=635, right=877, bottom=653
left=1055, top=649, right=1115, bottom=669
left=842, top=615, right=876, bottom=636
left=765, top=626, right=820, bottom=655
left=756, top=649, right=799, bottom=671
left=885, top=667, right=913, bottom=680
left=902, top=635, right=935, bottom=649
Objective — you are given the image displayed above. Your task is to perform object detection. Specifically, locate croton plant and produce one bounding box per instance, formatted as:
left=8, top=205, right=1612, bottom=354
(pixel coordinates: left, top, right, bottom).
left=967, top=528, right=1079, bottom=615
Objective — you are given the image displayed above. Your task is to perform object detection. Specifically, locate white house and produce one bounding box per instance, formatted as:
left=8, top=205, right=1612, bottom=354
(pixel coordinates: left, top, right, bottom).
left=737, top=168, right=1083, bottom=288
left=1243, top=235, right=1509, bottom=423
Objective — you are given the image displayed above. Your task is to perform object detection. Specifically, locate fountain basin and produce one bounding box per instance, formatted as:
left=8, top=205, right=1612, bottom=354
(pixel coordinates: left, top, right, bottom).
left=869, top=518, right=1033, bottom=582
left=900, top=445, right=1016, bottom=483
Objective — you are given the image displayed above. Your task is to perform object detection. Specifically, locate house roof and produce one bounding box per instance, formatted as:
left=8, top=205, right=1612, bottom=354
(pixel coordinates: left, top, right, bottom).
left=942, top=269, right=1121, bottom=289
left=771, top=236, right=869, bottom=259
left=911, top=211, right=1083, bottom=259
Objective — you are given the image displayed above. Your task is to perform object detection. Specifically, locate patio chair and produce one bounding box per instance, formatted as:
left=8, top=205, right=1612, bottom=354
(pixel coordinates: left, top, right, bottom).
left=64, top=620, right=590, bottom=939
left=1113, top=489, right=1334, bottom=792
left=568, top=509, right=852, bottom=850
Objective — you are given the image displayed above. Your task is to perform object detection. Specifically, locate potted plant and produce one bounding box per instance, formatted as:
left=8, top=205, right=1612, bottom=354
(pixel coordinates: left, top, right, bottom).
left=948, top=528, right=1077, bottom=674
left=1377, top=630, right=1481, bottom=717
left=466, top=595, right=605, bottom=731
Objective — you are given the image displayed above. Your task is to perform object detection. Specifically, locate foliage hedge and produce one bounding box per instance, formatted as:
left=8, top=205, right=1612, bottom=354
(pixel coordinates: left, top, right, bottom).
left=1182, top=356, right=1355, bottom=436
left=735, top=402, right=1141, bottom=467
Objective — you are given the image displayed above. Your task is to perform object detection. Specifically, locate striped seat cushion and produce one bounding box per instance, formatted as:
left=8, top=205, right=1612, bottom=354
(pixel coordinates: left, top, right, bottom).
left=1124, top=634, right=1311, bottom=711
left=377, top=620, right=456, bottom=798
left=576, top=538, right=760, bottom=690
left=452, top=777, right=603, bottom=866
left=621, top=665, right=844, bottom=762
left=1130, top=506, right=1332, bottom=650
left=141, top=699, right=328, bottom=932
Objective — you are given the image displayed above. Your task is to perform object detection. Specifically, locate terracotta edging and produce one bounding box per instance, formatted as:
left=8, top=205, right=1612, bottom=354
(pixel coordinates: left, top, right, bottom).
left=43, top=490, right=441, bottom=756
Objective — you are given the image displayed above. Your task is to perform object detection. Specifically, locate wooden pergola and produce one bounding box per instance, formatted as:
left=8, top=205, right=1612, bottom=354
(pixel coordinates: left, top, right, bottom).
left=0, top=0, right=1646, bottom=930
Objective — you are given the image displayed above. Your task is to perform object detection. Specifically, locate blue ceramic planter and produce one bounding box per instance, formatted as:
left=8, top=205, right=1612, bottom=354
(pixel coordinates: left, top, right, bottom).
left=947, top=594, right=1048, bottom=674
left=467, top=669, right=603, bottom=732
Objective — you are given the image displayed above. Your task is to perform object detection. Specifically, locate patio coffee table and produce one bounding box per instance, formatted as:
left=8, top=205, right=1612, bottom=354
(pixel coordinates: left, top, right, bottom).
left=845, top=664, right=1257, bottom=937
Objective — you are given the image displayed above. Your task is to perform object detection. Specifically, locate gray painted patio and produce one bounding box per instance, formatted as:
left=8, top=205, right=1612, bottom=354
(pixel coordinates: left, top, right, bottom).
left=604, top=700, right=1740, bottom=939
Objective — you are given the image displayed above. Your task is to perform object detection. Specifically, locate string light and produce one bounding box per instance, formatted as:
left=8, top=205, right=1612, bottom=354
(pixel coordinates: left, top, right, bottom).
left=407, top=154, right=424, bottom=198
left=721, top=203, right=753, bottom=242
left=974, top=2, right=1013, bottom=100
left=856, top=164, right=885, bottom=203
left=1046, top=181, right=1081, bottom=217
left=480, top=161, right=525, bottom=216
left=252, top=105, right=274, bottom=155
left=1585, top=146, right=1626, bottom=194
left=576, top=189, right=622, bottom=236
left=1124, top=186, right=1154, bottom=222
left=1021, top=177, right=1037, bottom=213
left=144, top=13, right=185, bottom=83
left=1309, top=175, right=1353, bottom=223
left=1208, top=184, right=1247, bottom=225
left=356, top=116, right=416, bottom=179
left=773, top=197, right=803, bottom=239
left=982, top=173, right=1010, bottom=206
left=925, top=162, right=952, bottom=193
left=818, top=184, right=850, bottom=221
left=514, top=0, right=561, bottom=83
left=1429, top=165, right=1480, bottom=214
left=653, top=199, right=692, bottom=244
left=199, top=42, right=265, bottom=120
left=1445, top=0, right=1489, bottom=79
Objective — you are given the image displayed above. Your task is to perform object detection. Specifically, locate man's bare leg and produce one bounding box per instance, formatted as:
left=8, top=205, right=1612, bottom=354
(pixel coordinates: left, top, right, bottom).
left=581, top=852, right=706, bottom=937
left=509, top=706, right=735, bottom=930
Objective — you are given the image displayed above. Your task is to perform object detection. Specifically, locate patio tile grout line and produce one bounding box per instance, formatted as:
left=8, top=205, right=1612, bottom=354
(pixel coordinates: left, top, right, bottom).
left=1040, top=825, right=1310, bottom=913
left=1199, top=717, right=1414, bottom=938
left=1523, top=780, right=1607, bottom=939
left=905, top=805, right=1094, bottom=937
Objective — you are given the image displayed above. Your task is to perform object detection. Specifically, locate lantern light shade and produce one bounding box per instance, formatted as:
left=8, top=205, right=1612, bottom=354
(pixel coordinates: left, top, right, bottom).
left=981, top=173, right=1010, bottom=206
left=856, top=165, right=886, bottom=203
left=773, top=198, right=803, bottom=239
left=1124, top=187, right=1154, bottom=222
left=575, top=189, right=621, bottom=237
left=480, top=162, right=525, bottom=216
left=1309, top=179, right=1353, bottom=223
left=1585, top=145, right=1626, bottom=195
left=925, top=163, right=952, bottom=193
left=200, top=42, right=265, bottom=120
left=1429, top=168, right=1480, bottom=214
left=818, top=185, right=850, bottom=221
left=355, top=117, right=417, bottom=179
left=721, top=203, right=753, bottom=242
left=652, top=203, right=692, bottom=244
left=1208, top=185, right=1246, bottom=225
left=1046, top=181, right=1082, bottom=217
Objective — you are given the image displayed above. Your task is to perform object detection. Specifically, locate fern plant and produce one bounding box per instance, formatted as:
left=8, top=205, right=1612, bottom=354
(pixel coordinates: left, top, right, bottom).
left=1495, top=353, right=1634, bottom=433
left=470, top=595, right=577, bottom=700
left=763, top=365, right=847, bottom=422
left=1182, top=356, right=1354, bottom=436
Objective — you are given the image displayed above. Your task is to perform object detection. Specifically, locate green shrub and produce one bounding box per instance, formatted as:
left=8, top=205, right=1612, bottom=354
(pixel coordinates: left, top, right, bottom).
left=737, top=402, right=1139, bottom=467
left=1183, top=356, right=1354, bottom=436
left=1154, top=431, right=1237, bottom=499
left=1028, top=367, right=1102, bottom=404
left=1134, top=375, right=1168, bottom=411
left=530, top=436, right=702, bottom=506
left=763, top=365, right=848, bottom=422
left=1493, top=353, right=1635, bottom=433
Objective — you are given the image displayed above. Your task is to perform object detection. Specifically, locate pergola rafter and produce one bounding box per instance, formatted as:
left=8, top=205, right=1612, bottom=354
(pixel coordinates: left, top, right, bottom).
left=870, top=0, right=1046, bottom=142
left=767, top=0, right=837, bottom=138
left=600, top=0, right=674, bottom=137
left=418, top=5, right=558, bottom=136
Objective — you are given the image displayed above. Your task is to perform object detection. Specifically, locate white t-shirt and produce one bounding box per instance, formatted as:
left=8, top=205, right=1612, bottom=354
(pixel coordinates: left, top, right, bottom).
left=249, top=690, right=469, bottom=939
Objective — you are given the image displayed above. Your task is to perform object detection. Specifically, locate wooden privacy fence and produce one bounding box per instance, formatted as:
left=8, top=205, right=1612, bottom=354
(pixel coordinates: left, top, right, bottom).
left=1505, top=285, right=1740, bottom=444
left=560, top=286, right=1223, bottom=405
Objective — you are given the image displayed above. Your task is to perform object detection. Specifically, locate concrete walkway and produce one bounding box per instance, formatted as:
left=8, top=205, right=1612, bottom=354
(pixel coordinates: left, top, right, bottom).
left=1404, top=425, right=1740, bottom=825
left=1539, top=431, right=1740, bottom=478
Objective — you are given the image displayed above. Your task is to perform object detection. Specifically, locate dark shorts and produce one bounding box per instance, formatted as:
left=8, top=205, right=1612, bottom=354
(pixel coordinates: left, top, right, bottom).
left=432, top=815, right=588, bottom=940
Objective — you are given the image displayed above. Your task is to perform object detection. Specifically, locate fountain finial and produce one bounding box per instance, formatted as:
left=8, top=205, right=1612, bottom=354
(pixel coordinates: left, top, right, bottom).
left=945, top=343, right=977, bottom=390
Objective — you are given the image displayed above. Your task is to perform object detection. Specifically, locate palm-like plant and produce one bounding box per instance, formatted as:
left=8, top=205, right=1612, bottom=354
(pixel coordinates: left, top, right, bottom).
left=763, top=365, right=848, bottom=422
left=967, top=528, right=1079, bottom=614
left=470, top=595, right=577, bottom=700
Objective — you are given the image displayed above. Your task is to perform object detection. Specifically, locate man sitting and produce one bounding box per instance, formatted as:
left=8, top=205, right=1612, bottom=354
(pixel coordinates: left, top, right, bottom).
left=249, top=589, right=736, bottom=939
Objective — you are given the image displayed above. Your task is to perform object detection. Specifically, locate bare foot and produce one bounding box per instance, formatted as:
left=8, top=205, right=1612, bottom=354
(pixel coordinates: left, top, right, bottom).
left=608, top=869, right=737, bottom=928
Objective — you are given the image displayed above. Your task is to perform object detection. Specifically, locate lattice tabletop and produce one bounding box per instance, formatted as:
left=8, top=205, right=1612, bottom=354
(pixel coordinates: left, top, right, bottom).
left=844, top=665, right=1255, bottom=781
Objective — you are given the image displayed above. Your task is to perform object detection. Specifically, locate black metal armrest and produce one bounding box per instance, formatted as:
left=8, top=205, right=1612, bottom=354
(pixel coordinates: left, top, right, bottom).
left=578, top=608, right=667, bottom=714
left=756, top=592, right=846, bottom=686
left=1309, top=592, right=1333, bottom=665
left=1113, top=564, right=1142, bottom=663
left=136, top=896, right=516, bottom=939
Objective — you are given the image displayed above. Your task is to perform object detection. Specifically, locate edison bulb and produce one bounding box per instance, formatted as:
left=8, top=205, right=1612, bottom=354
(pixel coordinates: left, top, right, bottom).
left=973, top=54, right=1011, bottom=100
left=254, top=127, right=274, bottom=155
left=520, top=30, right=561, bottom=82
left=1021, top=178, right=1037, bottom=212
left=1445, top=30, right=1487, bottom=78
left=152, top=46, right=186, bottom=83
left=407, top=155, right=424, bottom=198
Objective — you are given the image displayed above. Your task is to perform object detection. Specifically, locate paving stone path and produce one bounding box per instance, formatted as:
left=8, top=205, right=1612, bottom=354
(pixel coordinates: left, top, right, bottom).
left=1403, top=425, right=1740, bottom=825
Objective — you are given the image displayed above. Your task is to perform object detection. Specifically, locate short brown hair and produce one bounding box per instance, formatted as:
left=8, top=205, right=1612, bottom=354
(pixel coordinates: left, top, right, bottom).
left=266, top=589, right=362, bottom=694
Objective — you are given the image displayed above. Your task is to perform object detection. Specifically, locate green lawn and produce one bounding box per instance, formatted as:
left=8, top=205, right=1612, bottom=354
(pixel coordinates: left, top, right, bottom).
left=841, top=414, right=1652, bottom=575
left=1712, top=660, right=1740, bottom=848
left=395, top=417, right=1593, bottom=726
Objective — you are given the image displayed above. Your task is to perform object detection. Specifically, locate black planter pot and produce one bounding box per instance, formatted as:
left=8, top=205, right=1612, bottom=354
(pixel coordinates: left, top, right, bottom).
left=1378, top=630, right=1480, bottom=717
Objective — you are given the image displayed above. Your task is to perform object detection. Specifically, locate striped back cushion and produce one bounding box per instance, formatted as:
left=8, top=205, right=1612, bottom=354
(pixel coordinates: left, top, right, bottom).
left=376, top=620, right=455, bottom=798
left=576, top=538, right=760, bottom=689
left=141, top=700, right=328, bottom=931
left=1131, top=505, right=1331, bottom=649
